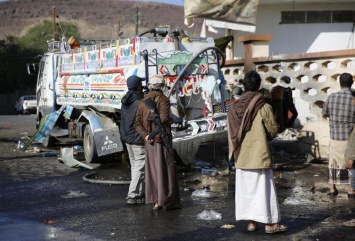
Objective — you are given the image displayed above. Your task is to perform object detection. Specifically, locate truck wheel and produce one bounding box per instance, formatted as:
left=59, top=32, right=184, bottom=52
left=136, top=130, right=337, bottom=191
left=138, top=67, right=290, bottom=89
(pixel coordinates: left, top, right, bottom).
left=84, top=125, right=99, bottom=163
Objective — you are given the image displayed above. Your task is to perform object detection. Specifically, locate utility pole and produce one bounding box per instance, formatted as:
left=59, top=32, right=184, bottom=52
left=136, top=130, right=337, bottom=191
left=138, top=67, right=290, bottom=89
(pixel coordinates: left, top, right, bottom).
left=117, top=18, right=121, bottom=38
left=52, top=6, right=57, bottom=40
left=135, top=6, right=139, bottom=36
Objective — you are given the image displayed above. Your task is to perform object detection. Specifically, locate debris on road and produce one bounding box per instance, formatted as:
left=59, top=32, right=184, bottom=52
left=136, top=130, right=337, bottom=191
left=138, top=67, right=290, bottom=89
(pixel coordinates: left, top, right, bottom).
left=221, top=224, right=235, bottom=229
left=59, top=147, right=93, bottom=169
left=283, top=185, right=315, bottom=205
left=191, top=189, right=217, bottom=198
left=44, top=220, right=57, bottom=225
left=197, top=210, right=222, bottom=220
left=60, top=190, right=89, bottom=199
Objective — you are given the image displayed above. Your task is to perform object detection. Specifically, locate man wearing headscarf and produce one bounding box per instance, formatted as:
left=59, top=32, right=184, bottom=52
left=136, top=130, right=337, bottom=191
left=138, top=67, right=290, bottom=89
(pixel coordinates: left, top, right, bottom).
left=227, top=70, right=287, bottom=234
left=227, top=77, right=244, bottom=99
left=135, top=74, right=181, bottom=210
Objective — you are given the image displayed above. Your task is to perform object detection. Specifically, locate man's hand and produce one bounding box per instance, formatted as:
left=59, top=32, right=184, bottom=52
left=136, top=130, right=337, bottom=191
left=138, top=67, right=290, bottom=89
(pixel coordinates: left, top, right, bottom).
left=345, top=159, right=354, bottom=169
left=145, top=135, right=154, bottom=144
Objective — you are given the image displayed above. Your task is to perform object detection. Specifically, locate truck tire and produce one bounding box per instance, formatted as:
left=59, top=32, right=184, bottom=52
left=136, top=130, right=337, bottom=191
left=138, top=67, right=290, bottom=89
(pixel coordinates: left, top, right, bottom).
left=84, top=125, right=99, bottom=163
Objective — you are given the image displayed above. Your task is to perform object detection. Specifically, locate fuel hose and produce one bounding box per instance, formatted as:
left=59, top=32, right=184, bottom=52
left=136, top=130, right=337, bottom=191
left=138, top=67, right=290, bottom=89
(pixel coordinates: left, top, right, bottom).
left=83, top=172, right=131, bottom=185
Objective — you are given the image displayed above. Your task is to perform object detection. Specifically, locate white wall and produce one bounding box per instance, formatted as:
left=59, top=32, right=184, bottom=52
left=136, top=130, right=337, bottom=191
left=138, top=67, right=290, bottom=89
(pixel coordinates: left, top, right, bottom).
left=233, top=3, right=355, bottom=58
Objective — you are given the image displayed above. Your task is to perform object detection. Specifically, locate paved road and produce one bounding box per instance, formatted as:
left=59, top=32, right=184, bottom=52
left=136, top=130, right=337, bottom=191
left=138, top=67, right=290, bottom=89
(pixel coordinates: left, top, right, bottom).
left=0, top=115, right=355, bottom=241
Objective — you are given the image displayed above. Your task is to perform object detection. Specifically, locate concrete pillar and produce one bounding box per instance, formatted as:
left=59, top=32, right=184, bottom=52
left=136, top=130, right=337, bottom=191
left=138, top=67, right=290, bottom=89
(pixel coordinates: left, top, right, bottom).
left=237, top=35, right=272, bottom=73
left=225, top=29, right=233, bottom=61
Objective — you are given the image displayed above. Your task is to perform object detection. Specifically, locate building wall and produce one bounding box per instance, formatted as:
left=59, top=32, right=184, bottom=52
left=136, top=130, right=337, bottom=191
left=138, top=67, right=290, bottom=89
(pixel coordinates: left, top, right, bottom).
left=232, top=3, right=355, bottom=57
left=226, top=3, right=355, bottom=158
left=222, top=49, right=355, bottom=159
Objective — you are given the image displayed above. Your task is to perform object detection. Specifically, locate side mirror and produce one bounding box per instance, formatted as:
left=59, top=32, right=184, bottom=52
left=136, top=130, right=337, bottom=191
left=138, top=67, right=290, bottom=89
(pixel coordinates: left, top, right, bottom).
left=26, top=63, right=37, bottom=75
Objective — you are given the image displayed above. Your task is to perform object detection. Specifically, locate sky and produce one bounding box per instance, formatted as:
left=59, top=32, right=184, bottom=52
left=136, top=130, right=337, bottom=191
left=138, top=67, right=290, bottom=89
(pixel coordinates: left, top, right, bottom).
left=140, top=0, right=183, bottom=6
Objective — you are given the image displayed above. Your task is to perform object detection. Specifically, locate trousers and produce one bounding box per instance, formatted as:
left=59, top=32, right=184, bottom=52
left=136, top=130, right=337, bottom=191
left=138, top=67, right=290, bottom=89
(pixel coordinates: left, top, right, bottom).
left=126, top=143, right=145, bottom=198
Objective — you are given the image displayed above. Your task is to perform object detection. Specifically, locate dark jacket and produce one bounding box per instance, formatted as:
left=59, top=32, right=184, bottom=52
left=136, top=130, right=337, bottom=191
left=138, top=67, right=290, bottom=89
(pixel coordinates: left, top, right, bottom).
left=120, top=90, right=144, bottom=145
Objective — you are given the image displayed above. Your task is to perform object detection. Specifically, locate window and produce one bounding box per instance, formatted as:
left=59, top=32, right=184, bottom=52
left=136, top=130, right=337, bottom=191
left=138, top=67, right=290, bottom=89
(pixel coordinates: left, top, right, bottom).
left=24, top=96, right=35, bottom=100
left=332, top=11, right=354, bottom=23
left=281, top=10, right=355, bottom=24
left=281, top=11, right=305, bottom=24
left=307, top=11, right=331, bottom=23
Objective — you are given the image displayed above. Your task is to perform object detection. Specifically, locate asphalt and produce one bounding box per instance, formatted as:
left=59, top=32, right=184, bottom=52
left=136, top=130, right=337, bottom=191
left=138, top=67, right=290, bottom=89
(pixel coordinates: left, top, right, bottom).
left=1, top=115, right=355, bottom=241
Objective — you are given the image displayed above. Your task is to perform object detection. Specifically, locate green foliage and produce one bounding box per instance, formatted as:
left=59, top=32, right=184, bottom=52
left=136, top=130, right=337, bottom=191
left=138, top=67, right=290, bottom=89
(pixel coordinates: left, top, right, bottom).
left=18, top=20, right=80, bottom=52
left=0, top=20, right=80, bottom=93
left=0, top=36, right=37, bottom=92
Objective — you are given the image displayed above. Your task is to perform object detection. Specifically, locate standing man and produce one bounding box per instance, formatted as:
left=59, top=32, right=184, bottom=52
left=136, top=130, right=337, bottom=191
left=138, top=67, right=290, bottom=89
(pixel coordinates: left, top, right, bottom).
left=120, top=75, right=145, bottom=205
left=135, top=74, right=181, bottom=210
left=228, top=70, right=287, bottom=234
left=227, top=77, right=244, bottom=100
left=322, top=72, right=355, bottom=195
left=341, top=90, right=355, bottom=198
left=270, top=84, right=285, bottom=133
left=281, top=76, right=298, bottom=128
left=341, top=92, right=355, bottom=227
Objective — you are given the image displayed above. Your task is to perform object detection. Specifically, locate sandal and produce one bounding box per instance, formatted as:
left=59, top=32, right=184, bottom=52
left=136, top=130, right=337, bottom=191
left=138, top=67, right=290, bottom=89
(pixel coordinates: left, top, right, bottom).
left=247, top=221, right=258, bottom=232
left=153, top=203, right=162, bottom=210
left=265, top=224, right=287, bottom=234
left=327, top=190, right=338, bottom=196
left=343, top=219, right=355, bottom=227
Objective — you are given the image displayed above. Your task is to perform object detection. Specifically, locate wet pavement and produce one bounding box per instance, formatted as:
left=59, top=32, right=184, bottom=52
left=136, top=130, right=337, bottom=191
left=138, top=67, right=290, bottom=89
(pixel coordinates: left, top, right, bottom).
left=0, top=115, right=355, bottom=241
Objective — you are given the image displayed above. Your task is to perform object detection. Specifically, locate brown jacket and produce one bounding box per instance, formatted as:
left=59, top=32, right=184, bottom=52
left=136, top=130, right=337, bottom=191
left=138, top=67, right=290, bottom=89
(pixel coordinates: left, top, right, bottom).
left=134, top=90, right=171, bottom=143
left=233, top=103, right=279, bottom=169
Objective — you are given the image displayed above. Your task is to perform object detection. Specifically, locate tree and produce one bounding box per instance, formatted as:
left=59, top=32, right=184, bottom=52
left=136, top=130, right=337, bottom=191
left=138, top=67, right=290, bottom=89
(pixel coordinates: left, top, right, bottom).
left=18, top=20, right=80, bottom=52
left=0, top=20, right=80, bottom=93
left=0, top=36, right=36, bottom=92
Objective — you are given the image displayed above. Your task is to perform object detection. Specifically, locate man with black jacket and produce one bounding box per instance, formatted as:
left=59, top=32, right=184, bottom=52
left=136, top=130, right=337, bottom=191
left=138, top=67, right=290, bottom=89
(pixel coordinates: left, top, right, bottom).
left=120, top=75, right=145, bottom=205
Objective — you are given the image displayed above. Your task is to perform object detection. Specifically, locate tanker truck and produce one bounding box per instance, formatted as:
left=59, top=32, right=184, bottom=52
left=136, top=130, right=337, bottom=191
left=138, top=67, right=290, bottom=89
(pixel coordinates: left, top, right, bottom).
left=26, top=26, right=231, bottom=164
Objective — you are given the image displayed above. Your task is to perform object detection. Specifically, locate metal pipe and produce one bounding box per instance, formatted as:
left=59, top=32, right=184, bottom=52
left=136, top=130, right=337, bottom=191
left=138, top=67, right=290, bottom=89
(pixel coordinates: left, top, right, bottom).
left=168, top=46, right=225, bottom=98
